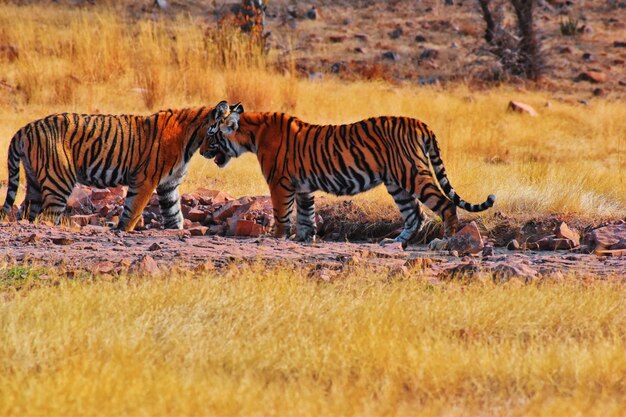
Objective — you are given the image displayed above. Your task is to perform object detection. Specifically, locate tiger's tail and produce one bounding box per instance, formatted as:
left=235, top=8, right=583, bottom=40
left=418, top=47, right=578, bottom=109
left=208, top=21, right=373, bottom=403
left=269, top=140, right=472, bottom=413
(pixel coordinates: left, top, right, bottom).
left=425, top=129, right=495, bottom=212
left=2, top=133, right=23, bottom=215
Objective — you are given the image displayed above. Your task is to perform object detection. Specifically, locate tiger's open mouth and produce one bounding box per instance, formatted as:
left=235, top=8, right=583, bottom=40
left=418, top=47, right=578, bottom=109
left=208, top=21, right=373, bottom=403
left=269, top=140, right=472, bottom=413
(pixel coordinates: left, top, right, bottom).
left=214, top=150, right=228, bottom=167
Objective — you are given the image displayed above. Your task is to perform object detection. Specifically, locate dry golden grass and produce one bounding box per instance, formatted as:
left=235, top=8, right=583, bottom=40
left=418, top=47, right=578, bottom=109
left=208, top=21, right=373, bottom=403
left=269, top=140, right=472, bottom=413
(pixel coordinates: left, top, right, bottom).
left=1, top=266, right=625, bottom=416
left=0, top=3, right=624, bottom=221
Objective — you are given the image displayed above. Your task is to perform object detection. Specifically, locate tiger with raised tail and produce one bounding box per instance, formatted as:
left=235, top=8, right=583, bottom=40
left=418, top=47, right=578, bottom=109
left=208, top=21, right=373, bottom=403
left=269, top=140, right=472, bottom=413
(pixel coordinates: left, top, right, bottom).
left=208, top=105, right=495, bottom=247
left=2, top=100, right=233, bottom=231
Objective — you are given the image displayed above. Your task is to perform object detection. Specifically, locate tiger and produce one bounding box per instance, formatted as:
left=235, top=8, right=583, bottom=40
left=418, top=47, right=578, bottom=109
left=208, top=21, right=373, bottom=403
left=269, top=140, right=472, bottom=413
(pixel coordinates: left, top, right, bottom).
left=2, top=100, right=232, bottom=231
left=207, top=105, right=496, bottom=247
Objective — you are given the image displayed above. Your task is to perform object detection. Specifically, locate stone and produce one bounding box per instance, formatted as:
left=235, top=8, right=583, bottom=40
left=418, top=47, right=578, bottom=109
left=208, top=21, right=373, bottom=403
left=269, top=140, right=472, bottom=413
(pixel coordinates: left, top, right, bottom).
left=610, top=239, right=626, bottom=250
left=91, top=261, right=116, bottom=275
left=192, top=188, right=234, bottom=205
left=447, top=221, right=484, bottom=255
left=354, top=33, right=368, bottom=41
left=388, top=26, right=403, bottom=39
left=482, top=245, right=494, bottom=257
left=70, top=214, right=98, bottom=227
left=535, top=236, right=578, bottom=250
left=328, top=35, right=347, bottom=43
left=233, top=220, right=265, bottom=237
left=404, top=257, right=434, bottom=270
left=213, top=201, right=243, bottom=222
left=67, top=186, right=92, bottom=213
left=584, top=224, right=626, bottom=250
left=581, top=52, right=594, bottom=62
left=382, top=51, right=400, bottom=61
left=441, top=261, right=481, bottom=280
left=186, top=208, right=209, bottom=223
left=554, top=222, right=580, bottom=246
left=305, top=6, right=317, bottom=20
left=180, top=194, right=197, bottom=207
left=90, top=188, right=111, bottom=201
left=507, top=239, right=521, bottom=250
left=129, top=255, right=160, bottom=275
left=148, top=242, right=162, bottom=251
left=415, top=35, right=427, bottom=43
left=574, top=71, right=607, bottom=83
left=189, top=226, right=209, bottom=236
left=208, top=224, right=228, bottom=235
left=109, top=186, right=127, bottom=198
left=594, top=249, right=626, bottom=257
left=613, top=41, right=626, bottom=48
left=490, top=262, right=538, bottom=283
left=508, top=101, right=539, bottom=117
left=52, top=237, right=75, bottom=245
left=428, top=238, right=448, bottom=251
left=419, top=48, right=439, bottom=60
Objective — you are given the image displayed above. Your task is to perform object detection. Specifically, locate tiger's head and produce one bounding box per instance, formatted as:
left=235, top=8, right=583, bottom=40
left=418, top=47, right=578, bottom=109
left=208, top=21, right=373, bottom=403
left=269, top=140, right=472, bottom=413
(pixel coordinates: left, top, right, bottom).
left=202, top=102, right=245, bottom=168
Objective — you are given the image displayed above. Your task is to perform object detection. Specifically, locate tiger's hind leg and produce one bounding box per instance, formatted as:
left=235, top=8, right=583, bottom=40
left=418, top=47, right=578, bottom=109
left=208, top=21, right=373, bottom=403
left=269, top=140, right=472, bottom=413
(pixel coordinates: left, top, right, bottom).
left=23, top=176, right=43, bottom=222
left=295, top=192, right=316, bottom=242
left=157, top=181, right=183, bottom=229
left=380, top=183, right=424, bottom=248
left=40, top=180, right=74, bottom=225
left=411, top=176, right=459, bottom=237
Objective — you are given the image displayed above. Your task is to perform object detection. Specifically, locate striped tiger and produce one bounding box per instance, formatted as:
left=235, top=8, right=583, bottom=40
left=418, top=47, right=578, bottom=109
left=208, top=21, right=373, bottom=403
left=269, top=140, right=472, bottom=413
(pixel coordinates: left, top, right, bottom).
left=2, top=101, right=232, bottom=231
left=208, top=107, right=496, bottom=246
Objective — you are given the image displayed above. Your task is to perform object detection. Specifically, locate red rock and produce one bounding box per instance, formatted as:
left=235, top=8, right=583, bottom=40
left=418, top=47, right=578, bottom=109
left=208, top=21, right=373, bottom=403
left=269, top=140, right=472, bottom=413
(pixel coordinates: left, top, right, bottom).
left=233, top=220, right=265, bottom=237
left=554, top=222, right=580, bottom=246
left=148, top=242, right=162, bottom=251
left=491, top=262, right=538, bottom=283
left=508, top=101, right=538, bottom=117
left=594, top=249, right=626, bottom=257
left=67, top=186, right=92, bottom=212
left=70, top=214, right=98, bottom=227
left=535, top=236, right=577, bottom=250
left=91, top=261, right=116, bottom=275
left=328, top=35, right=347, bottom=43
left=427, top=238, right=448, bottom=251
left=91, top=189, right=111, bottom=201
left=208, top=224, right=227, bottom=235
left=575, top=71, right=607, bottom=83
left=584, top=224, right=626, bottom=251
left=180, top=194, right=197, bottom=207
left=213, top=201, right=242, bottom=222
left=610, top=239, right=626, bottom=250
left=192, top=189, right=234, bottom=205
left=186, top=208, right=209, bottom=223
left=109, top=186, right=127, bottom=198
left=129, top=255, right=160, bottom=275
left=448, top=221, right=484, bottom=254
left=507, top=239, right=521, bottom=250
left=189, top=226, right=209, bottom=236
left=52, top=237, right=75, bottom=245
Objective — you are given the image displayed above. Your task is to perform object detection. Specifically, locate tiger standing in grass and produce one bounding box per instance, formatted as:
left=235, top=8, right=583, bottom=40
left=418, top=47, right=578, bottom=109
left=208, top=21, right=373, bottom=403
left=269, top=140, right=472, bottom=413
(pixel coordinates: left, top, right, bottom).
left=207, top=105, right=495, bottom=247
left=2, top=100, right=232, bottom=231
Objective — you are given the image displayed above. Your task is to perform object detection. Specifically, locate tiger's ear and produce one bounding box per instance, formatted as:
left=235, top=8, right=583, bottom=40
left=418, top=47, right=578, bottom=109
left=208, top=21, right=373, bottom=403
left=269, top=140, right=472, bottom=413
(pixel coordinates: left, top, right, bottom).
left=229, top=102, right=244, bottom=114
left=221, top=111, right=240, bottom=135
left=213, top=100, right=230, bottom=121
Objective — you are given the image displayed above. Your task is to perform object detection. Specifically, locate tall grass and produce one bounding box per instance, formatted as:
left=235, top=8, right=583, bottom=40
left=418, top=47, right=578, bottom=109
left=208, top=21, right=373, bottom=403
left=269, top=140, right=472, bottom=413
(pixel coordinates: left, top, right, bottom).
left=1, top=267, right=625, bottom=416
left=0, top=3, right=624, bottom=220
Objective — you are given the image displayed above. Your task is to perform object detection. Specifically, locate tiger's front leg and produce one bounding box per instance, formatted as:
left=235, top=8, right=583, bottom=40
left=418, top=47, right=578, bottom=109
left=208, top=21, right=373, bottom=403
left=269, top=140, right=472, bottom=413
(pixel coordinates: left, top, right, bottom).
left=157, top=181, right=184, bottom=229
left=270, top=182, right=295, bottom=238
left=117, top=182, right=157, bottom=231
left=295, top=192, right=316, bottom=242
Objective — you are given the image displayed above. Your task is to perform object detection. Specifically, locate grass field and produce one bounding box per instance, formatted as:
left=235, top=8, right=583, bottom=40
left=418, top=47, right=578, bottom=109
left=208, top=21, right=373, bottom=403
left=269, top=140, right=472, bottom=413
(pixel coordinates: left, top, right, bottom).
left=0, top=3, right=625, bottom=416
left=1, top=267, right=625, bottom=417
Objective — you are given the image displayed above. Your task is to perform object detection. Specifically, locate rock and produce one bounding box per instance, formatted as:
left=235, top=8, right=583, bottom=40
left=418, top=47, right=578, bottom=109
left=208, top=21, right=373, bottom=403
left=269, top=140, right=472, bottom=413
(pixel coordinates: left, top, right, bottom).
left=148, top=242, right=162, bottom=251
left=213, top=201, right=243, bottom=222
left=354, top=47, right=366, bottom=54
left=535, top=236, right=578, bottom=250
left=558, top=46, right=573, bottom=54
left=381, top=241, right=405, bottom=251
left=305, top=6, right=317, bottom=20
left=328, top=35, right=347, bottom=43
left=67, top=186, right=92, bottom=213
left=581, top=52, right=594, bottom=62
left=490, top=262, right=538, bottom=283
left=233, top=220, right=265, bottom=237
left=382, top=51, right=400, bottom=61
left=441, top=261, right=481, bottom=280
left=0, top=44, right=19, bottom=62
left=186, top=208, right=209, bottom=223
left=594, top=249, right=626, bottom=257
left=593, top=88, right=604, bottom=97
left=208, top=224, right=228, bottom=235
left=447, top=221, right=484, bottom=255
left=52, top=237, right=75, bottom=245
left=388, top=26, right=403, bottom=39
left=554, top=222, right=580, bottom=246
left=91, top=261, right=116, bottom=275
left=613, top=41, right=626, bottom=48
left=610, top=239, right=626, bottom=250
left=584, top=224, right=626, bottom=251
left=415, top=34, right=427, bottom=43
left=419, top=48, right=439, bottom=60
left=129, top=255, right=160, bottom=275
left=482, top=245, right=494, bottom=257
left=428, top=238, right=448, bottom=251
left=508, top=101, right=539, bottom=117
left=188, top=226, right=209, bottom=236
left=192, top=189, right=234, bottom=205
left=109, top=186, right=127, bottom=199
left=180, top=194, right=197, bottom=207
left=404, top=257, right=434, bottom=270
left=18, top=234, right=41, bottom=244
left=90, top=188, right=111, bottom=201
left=574, top=71, right=607, bottom=83
left=354, top=33, right=368, bottom=41
left=70, top=214, right=98, bottom=227
left=507, top=239, right=521, bottom=250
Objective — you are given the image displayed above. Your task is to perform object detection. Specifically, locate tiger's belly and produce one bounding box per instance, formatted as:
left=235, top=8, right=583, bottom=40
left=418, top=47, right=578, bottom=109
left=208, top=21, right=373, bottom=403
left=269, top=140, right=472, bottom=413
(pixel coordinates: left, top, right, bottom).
left=298, top=172, right=383, bottom=196
left=77, top=167, right=129, bottom=189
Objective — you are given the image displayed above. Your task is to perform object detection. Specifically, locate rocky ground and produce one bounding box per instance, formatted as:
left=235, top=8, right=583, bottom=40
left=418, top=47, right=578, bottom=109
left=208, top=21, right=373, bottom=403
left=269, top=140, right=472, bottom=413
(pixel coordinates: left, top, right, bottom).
left=1, top=186, right=624, bottom=282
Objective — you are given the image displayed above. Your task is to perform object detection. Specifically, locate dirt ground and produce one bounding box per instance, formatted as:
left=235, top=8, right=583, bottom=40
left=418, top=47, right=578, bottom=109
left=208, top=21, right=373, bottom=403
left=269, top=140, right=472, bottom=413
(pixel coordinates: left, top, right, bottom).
left=1, top=221, right=624, bottom=281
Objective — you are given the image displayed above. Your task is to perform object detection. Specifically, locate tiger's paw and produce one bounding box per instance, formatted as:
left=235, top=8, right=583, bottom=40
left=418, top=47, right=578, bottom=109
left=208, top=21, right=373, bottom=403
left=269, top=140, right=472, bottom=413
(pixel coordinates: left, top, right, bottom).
left=379, top=238, right=408, bottom=250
